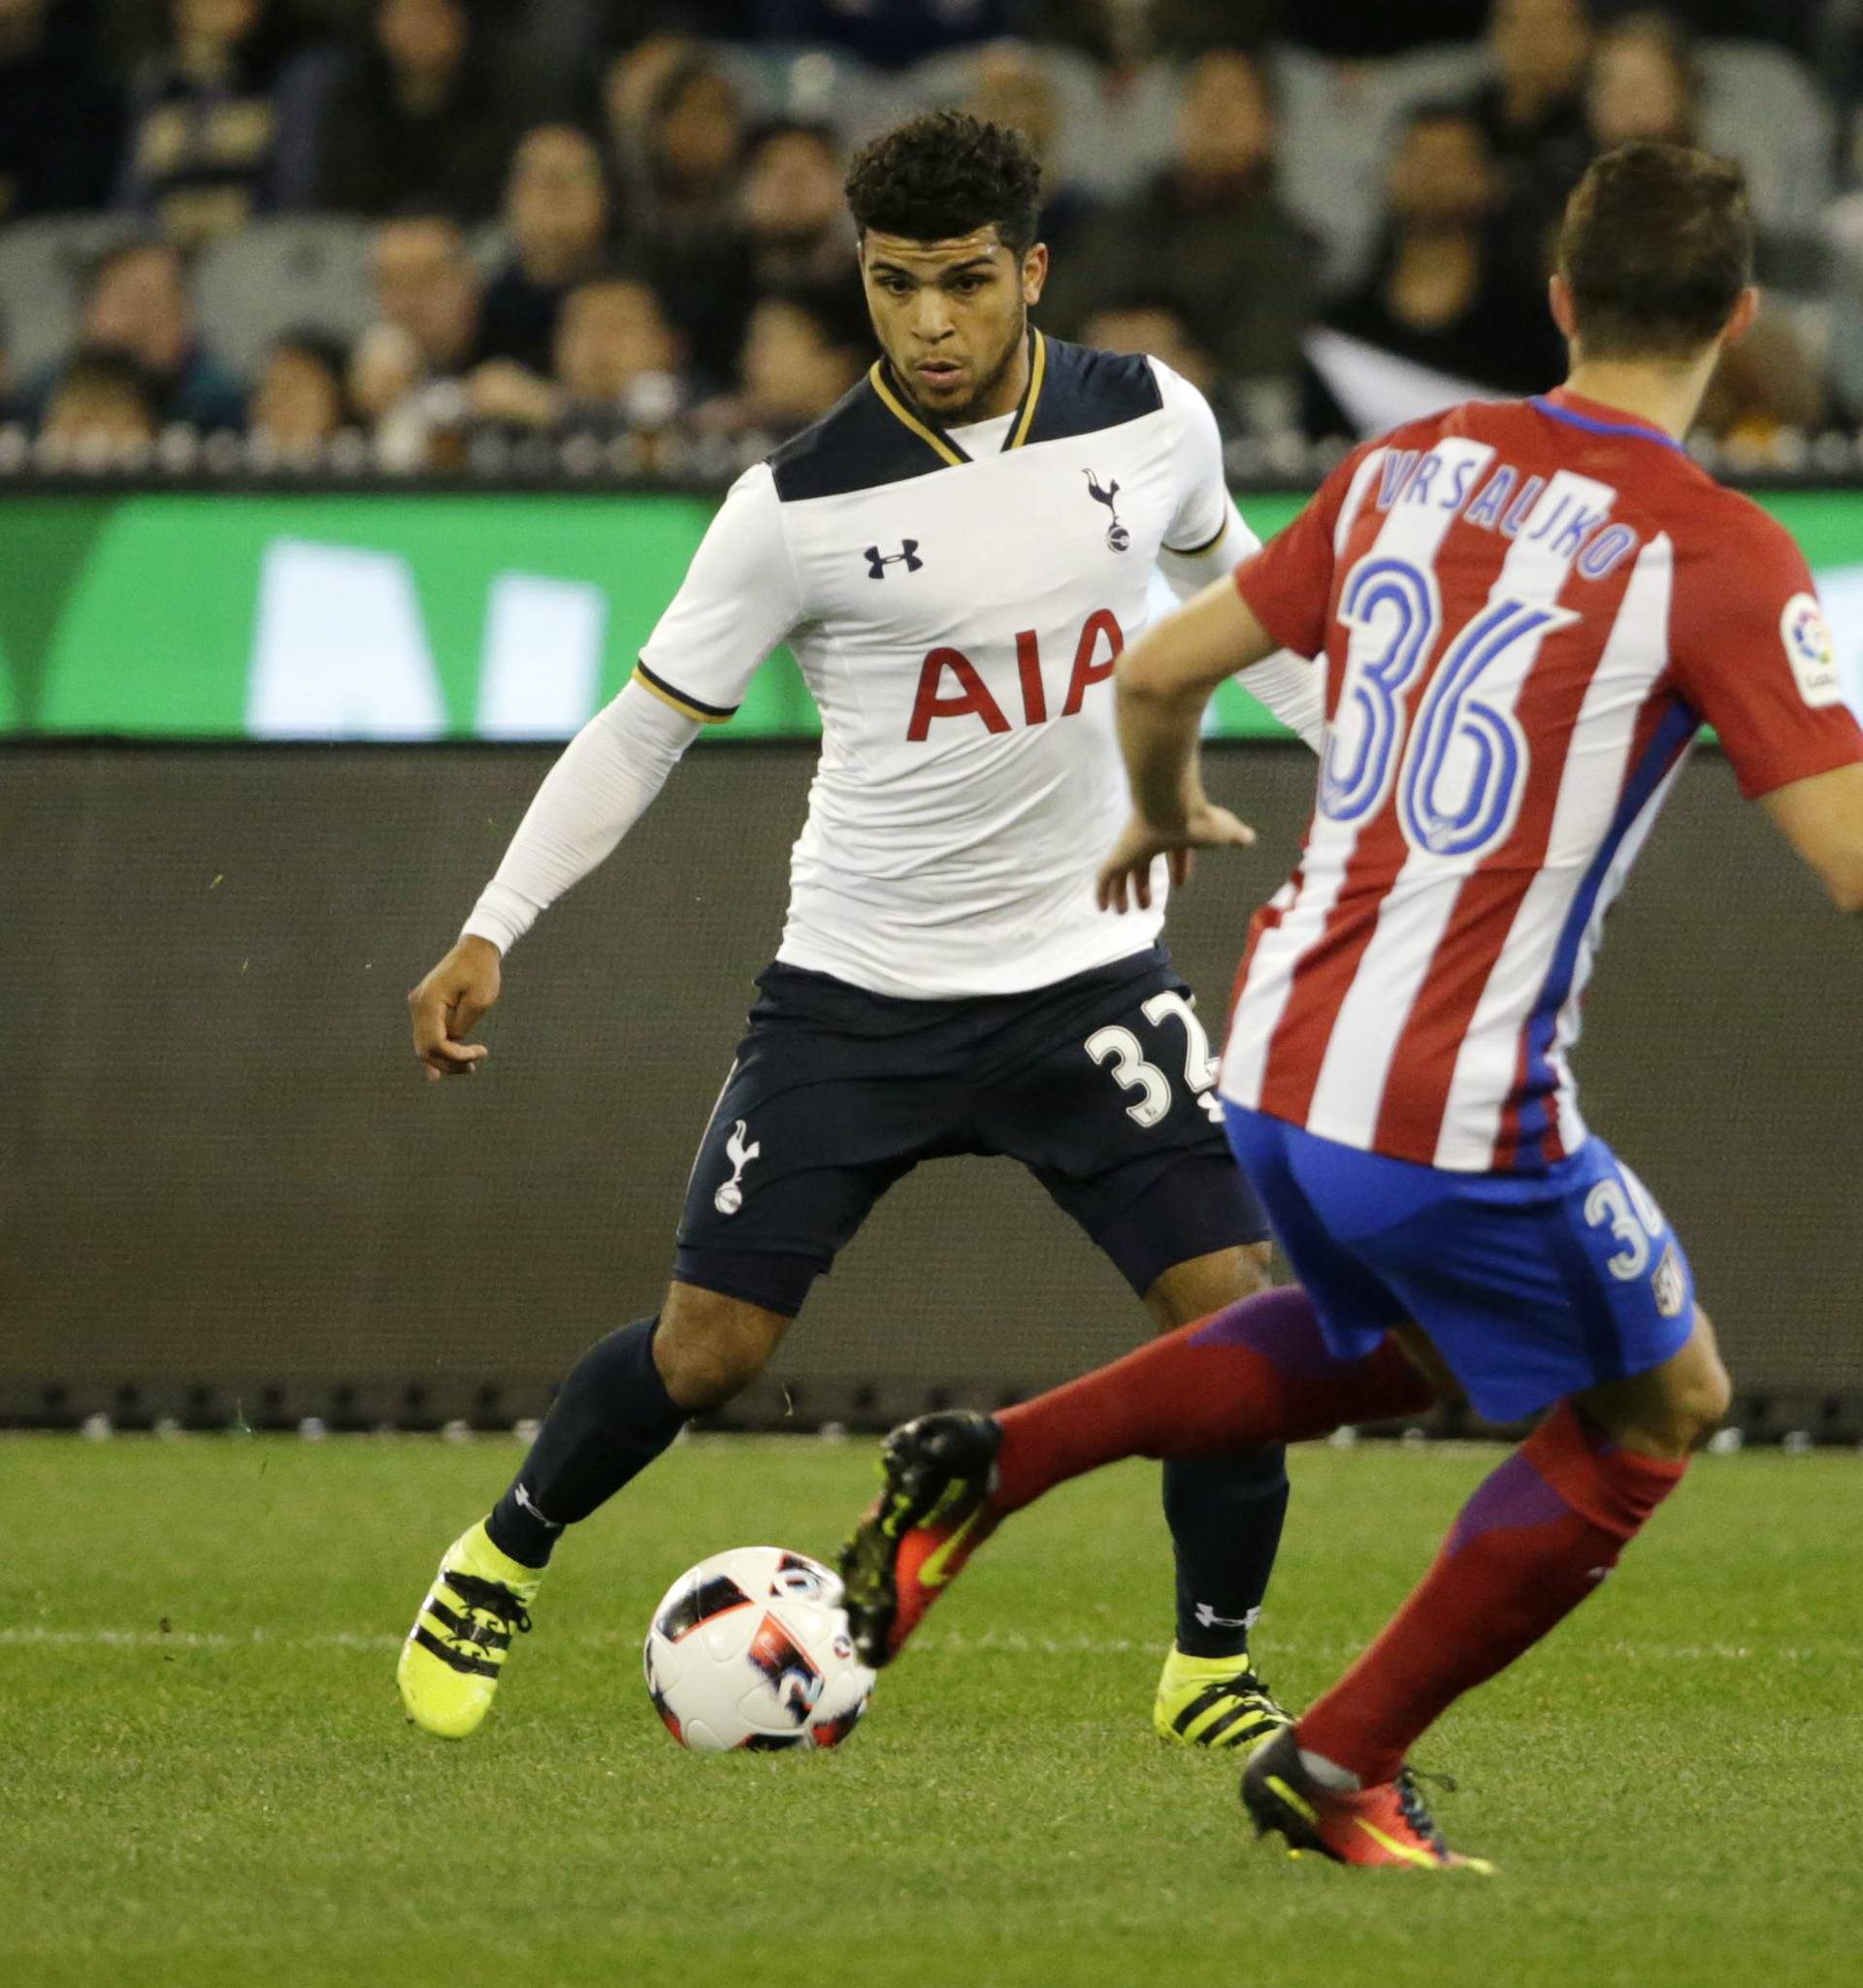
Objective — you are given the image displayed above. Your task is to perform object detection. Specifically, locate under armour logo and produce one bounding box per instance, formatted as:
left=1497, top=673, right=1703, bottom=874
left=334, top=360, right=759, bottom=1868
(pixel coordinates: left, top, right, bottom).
left=1194, top=1602, right=1261, bottom=1631
left=1085, top=471, right=1129, bottom=552
left=866, top=540, right=923, bottom=578
left=714, top=1119, right=761, bottom=1216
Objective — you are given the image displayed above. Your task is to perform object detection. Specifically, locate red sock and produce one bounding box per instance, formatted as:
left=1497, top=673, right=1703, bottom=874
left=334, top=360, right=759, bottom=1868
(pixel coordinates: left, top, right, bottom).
left=992, top=1287, right=1434, bottom=1513
left=1296, top=1401, right=1687, bottom=1786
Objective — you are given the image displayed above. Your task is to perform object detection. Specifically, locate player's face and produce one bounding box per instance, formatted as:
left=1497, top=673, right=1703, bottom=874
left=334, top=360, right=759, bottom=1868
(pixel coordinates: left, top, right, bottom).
left=859, top=226, right=1048, bottom=425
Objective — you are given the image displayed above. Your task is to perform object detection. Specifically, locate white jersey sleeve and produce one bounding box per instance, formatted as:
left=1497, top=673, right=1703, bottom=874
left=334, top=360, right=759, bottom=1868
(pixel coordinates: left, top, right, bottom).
left=1148, top=359, right=1325, bottom=754
left=461, top=679, right=700, bottom=952
left=459, top=463, right=806, bottom=952
left=634, top=461, right=803, bottom=722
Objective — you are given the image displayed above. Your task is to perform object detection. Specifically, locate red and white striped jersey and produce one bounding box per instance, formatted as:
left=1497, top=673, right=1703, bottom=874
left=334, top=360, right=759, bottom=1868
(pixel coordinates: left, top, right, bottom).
left=1221, top=389, right=1863, bottom=1174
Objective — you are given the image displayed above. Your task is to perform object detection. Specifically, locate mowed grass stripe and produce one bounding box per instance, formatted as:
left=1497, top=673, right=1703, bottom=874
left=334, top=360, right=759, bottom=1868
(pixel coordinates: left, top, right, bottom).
left=2, top=1435, right=1859, bottom=1988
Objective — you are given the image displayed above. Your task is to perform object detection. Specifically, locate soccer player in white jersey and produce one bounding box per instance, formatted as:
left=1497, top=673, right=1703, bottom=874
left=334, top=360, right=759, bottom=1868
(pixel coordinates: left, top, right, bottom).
left=396, top=114, right=1326, bottom=1745
left=834, top=144, right=1863, bottom=1867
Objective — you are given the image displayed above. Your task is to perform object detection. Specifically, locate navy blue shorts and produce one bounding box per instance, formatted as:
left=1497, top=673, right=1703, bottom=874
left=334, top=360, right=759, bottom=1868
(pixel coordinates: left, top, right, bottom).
left=674, top=949, right=1268, bottom=1317
left=1224, top=1105, right=1697, bottom=1423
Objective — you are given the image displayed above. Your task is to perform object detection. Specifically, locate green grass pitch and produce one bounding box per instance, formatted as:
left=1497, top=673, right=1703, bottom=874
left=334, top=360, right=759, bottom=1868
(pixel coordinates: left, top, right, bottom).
left=4, top=1432, right=1859, bottom=1988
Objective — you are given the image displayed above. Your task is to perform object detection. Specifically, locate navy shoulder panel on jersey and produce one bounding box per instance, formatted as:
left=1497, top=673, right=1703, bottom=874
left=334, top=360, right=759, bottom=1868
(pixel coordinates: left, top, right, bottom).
left=1021, top=339, right=1162, bottom=447
left=768, top=375, right=953, bottom=502
left=767, top=340, right=1165, bottom=500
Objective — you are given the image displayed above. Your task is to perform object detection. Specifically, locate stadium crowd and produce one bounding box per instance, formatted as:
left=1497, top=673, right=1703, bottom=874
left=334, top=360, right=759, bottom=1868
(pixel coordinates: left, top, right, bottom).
left=7, top=0, right=1863, bottom=475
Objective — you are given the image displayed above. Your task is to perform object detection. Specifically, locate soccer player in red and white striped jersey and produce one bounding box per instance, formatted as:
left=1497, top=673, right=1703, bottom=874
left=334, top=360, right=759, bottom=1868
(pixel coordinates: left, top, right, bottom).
left=837, top=144, right=1863, bottom=1870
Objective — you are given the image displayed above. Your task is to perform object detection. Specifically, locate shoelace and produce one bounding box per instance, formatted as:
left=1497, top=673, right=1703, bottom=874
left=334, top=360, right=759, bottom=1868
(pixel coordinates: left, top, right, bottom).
left=445, top=1571, right=533, bottom=1646
left=1393, top=1771, right=1450, bottom=1855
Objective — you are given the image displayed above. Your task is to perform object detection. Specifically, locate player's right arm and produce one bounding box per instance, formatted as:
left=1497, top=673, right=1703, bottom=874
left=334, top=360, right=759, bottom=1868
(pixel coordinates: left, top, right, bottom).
left=409, top=465, right=803, bottom=1079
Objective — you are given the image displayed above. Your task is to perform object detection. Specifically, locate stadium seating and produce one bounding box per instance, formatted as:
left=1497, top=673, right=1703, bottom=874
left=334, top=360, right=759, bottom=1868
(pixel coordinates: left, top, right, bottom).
left=192, top=217, right=376, bottom=375
left=0, top=213, right=142, bottom=378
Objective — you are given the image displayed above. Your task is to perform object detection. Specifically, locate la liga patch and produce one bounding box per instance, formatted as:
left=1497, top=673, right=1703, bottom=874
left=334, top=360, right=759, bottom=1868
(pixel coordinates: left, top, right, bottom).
left=1780, top=592, right=1844, bottom=707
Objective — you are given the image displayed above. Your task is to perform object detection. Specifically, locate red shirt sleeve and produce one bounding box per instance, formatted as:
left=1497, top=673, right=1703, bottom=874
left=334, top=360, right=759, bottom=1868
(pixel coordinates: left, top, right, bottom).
left=1232, top=444, right=1373, bottom=661
left=1668, top=499, right=1863, bottom=799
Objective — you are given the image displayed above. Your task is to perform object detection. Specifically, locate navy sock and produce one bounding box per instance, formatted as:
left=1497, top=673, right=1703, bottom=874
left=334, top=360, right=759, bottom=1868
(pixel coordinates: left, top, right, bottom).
left=487, top=1317, right=684, bottom=1568
left=1162, top=1448, right=1291, bottom=1660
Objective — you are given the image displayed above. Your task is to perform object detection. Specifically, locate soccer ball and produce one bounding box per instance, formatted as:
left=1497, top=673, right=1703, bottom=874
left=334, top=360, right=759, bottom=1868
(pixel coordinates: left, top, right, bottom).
left=642, top=1546, right=875, bottom=1752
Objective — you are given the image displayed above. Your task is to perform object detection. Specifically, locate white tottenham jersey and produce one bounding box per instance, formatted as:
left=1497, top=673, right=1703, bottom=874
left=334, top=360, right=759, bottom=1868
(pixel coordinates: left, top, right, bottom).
left=632, top=337, right=1262, bottom=997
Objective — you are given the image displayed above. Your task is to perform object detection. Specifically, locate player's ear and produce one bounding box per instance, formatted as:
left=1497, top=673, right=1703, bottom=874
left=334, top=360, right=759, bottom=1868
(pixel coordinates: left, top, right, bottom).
left=1721, top=285, right=1761, bottom=348
left=1548, top=273, right=1579, bottom=343
left=1021, top=243, right=1049, bottom=308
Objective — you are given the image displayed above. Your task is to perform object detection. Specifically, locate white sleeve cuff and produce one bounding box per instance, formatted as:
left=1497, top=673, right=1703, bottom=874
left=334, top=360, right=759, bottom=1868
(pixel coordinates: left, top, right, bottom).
left=462, top=881, right=540, bottom=955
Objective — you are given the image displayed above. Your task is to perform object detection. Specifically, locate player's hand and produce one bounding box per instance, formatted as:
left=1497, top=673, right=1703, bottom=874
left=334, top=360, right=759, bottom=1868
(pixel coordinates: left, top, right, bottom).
left=408, top=935, right=502, bottom=1082
left=1095, top=805, right=1256, bottom=914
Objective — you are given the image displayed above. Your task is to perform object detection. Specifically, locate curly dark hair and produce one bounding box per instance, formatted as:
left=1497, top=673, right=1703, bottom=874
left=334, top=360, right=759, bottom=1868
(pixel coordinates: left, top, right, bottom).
left=844, top=112, right=1042, bottom=257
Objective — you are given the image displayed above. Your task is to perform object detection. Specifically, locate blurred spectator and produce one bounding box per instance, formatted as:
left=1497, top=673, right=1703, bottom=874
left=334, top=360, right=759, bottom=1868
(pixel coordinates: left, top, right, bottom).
left=366, top=212, right=486, bottom=381
left=966, top=42, right=1097, bottom=260
left=41, top=348, right=162, bottom=452
left=114, top=0, right=297, bottom=246
left=1079, top=299, right=1219, bottom=396
left=1274, top=3, right=1490, bottom=58
left=465, top=269, right=691, bottom=437
left=249, top=328, right=353, bottom=450
left=639, top=49, right=745, bottom=236
left=636, top=52, right=752, bottom=381
left=1046, top=49, right=1319, bottom=434
left=1027, top=1, right=1265, bottom=64
left=0, top=0, right=126, bottom=217
left=1464, top=0, right=1593, bottom=185
left=1077, top=294, right=1271, bottom=436
left=602, top=28, right=691, bottom=190
left=753, top=0, right=1013, bottom=71
left=309, top=0, right=533, bottom=219
left=347, top=212, right=486, bottom=457
left=1586, top=12, right=1700, bottom=151
left=1321, top=105, right=1564, bottom=402
left=36, top=241, right=247, bottom=431
left=735, top=120, right=854, bottom=303
left=696, top=288, right=866, bottom=447
left=481, top=124, right=614, bottom=374
left=556, top=272, right=690, bottom=428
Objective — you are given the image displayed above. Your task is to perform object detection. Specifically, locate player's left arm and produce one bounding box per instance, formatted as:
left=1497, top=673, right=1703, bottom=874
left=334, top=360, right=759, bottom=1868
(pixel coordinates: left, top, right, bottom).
left=1761, top=764, right=1863, bottom=912
left=1152, top=360, right=1325, bottom=753
left=1100, top=440, right=1361, bottom=913
left=1097, top=577, right=1276, bottom=911
left=1669, top=511, right=1863, bottom=916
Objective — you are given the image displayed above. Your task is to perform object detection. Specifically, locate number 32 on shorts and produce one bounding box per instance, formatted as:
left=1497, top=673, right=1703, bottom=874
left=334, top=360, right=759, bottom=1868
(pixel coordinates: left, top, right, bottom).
left=1086, top=992, right=1226, bottom=1127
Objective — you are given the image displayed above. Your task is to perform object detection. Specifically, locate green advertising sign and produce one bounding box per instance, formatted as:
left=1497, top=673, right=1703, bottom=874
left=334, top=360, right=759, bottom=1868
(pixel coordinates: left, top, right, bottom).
left=3, top=489, right=1861, bottom=738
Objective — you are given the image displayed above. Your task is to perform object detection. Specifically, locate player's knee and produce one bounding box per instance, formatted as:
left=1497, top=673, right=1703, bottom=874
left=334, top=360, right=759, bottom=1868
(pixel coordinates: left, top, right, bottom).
left=1676, top=1349, right=1733, bottom=1447
left=654, top=1288, right=788, bottom=1412
left=1600, top=1326, right=1733, bottom=1457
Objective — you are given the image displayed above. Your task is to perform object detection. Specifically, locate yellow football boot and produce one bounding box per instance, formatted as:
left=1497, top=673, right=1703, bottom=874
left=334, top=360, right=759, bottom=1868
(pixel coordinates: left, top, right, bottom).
left=397, top=1521, right=543, bottom=1739
left=1153, top=1644, right=1291, bottom=1750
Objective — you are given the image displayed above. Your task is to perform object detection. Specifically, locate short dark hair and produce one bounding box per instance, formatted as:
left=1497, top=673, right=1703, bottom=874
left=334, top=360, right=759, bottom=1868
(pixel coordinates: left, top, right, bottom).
left=49, top=345, right=162, bottom=417
left=758, top=281, right=870, bottom=357
left=844, top=112, right=1042, bottom=258
left=1557, top=143, right=1751, bottom=360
